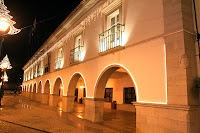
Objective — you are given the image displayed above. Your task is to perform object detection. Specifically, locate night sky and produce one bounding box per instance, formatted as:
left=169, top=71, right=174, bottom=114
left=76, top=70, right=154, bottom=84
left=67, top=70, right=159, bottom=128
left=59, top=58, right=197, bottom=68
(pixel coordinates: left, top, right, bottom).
left=2, top=0, right=82, bottom=84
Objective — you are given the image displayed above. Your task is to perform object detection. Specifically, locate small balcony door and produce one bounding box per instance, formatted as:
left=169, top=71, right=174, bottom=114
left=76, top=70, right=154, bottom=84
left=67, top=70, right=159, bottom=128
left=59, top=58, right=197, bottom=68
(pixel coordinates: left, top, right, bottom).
left=107, top=10, right=120, bottom=47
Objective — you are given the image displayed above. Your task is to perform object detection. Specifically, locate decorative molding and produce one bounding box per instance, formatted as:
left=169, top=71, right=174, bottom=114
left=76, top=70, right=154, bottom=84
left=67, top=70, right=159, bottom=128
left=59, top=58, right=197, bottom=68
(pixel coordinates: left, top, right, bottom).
left=101, top=0, right=122, bottom=15
left=133, top=102, right=200, bottom=111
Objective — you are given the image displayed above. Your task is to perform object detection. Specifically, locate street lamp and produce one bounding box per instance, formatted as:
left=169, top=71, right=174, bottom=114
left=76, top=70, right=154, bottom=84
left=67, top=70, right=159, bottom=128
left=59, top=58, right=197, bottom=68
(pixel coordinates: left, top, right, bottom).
left=0, top=0, right=21, bottom=55
left=0, top=54, right=12, bottom=70
left=0, top=1, right=20, bottom=106
left=0, top=54, right=11, bottom=106
left=0, top=0, right=21, bottom=35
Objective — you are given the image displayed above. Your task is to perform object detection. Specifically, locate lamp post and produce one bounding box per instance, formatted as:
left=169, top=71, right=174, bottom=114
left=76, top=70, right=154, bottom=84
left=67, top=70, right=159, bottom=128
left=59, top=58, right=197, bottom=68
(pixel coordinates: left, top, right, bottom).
left=0, top=0, right=20, bottom=106
left=0, top=54, right=11, bottom=106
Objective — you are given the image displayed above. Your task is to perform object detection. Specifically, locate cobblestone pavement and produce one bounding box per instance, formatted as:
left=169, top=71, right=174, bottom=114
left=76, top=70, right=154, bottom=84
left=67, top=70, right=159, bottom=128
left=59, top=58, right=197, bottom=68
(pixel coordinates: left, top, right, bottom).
left=0, top=94, right=136, bottom=133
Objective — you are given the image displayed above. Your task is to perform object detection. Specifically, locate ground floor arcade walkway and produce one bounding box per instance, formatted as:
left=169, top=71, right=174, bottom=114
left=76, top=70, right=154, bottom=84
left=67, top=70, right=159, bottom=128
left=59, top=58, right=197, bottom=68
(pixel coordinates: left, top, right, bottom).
left=0, top=93, right=136, bottom=133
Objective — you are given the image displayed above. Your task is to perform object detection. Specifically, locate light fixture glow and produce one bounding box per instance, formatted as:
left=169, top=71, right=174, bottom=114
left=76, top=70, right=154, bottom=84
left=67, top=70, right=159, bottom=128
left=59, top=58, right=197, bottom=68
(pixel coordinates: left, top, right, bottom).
left=0, top=0, right=21, bottom=34
left=0, top=55, right=12, bottom=70
left=1, top=71, right=8, bottom=82
left=0, top=19, right=9, bottom=31
left=79, top=86, right=84, bottom=89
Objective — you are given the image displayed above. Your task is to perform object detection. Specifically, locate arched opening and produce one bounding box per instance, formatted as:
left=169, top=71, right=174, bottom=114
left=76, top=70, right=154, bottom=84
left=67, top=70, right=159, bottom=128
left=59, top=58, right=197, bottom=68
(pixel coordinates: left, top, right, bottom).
left=67, top=73, right=86, bottom=113
left=29, top=84, right=32, bottom=92
left=93, top=65, right=136, bottom=122
left=38, top=81, right=42, bottom=93
left=32, top=83, right=37, bottom=100
left=36, top=81, right=42, bottom=101
left=41, top=80, right=50, bottom=104
left=51, top=77, right=63, bottom=108
left=53, top=77, right=63, bottom=96
left=95, top=66, right=137, bottom=104
left=44, top=80, right=50, bottom=94
left=33, top=83, right=36, bottom=93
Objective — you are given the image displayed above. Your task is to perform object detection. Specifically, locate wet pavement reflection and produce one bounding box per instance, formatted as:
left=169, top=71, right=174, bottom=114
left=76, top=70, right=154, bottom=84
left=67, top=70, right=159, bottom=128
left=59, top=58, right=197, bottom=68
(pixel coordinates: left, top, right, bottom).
left=0, top=94, right=136, bottom=133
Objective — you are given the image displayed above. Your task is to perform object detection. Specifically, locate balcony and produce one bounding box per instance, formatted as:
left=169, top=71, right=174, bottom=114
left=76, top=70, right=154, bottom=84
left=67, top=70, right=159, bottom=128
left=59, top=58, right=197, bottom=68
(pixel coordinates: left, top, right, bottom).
left=99, top=24, right=124, bottom=53
left=54, top=57, right=64, bottom=70
left=70, top=46, right=83, bottom=64
left=34, top=72, right=37, bottom=78
left=37, top=67, right=43, bottom=77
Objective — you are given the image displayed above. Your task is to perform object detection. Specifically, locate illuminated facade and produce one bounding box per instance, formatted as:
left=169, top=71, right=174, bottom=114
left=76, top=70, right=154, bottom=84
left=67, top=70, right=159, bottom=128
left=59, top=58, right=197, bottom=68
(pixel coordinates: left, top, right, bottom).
left=22, top=0, right=200, bottom=132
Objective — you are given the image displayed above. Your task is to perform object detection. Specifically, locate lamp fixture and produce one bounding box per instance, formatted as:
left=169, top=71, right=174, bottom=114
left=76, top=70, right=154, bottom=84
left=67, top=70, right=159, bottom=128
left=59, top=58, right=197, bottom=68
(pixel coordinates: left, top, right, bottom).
left=0, top=0, right=21, bottom=35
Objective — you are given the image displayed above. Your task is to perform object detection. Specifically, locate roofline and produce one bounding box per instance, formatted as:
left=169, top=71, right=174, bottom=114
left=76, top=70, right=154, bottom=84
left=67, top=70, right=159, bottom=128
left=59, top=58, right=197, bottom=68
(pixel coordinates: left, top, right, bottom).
left=22, top=0, right=100, bottom=70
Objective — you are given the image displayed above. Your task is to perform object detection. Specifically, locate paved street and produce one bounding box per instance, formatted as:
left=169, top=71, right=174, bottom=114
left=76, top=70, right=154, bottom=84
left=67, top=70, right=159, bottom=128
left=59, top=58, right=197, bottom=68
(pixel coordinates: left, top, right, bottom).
left=0, top=94, right=136, bottom=133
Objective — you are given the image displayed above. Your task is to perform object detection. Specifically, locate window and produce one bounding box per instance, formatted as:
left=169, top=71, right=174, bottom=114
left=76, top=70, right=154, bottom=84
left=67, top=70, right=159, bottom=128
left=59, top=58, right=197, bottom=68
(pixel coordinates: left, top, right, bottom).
left=70, top=34, right=84, bottom=64
left=45, top=54, right=51, bottom=73
left=124, top=87, right=136, bottom=104
left=107, top=10, right=120, bottom=44
left=58, top=48, right=63, bottom=58
left=54, top=48, right=64, bottom=69
left=104, top=88, right=113, bottom=102
left=99, top=8, right=124, bottom=53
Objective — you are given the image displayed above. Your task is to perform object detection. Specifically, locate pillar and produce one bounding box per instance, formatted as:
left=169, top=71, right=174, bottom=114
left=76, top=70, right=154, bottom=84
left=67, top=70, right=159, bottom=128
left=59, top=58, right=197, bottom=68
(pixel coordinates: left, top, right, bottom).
left=35, top=93, right=41, bottom=101
left=25, top=92, right=29, bottom=98
left=135, top=0, right=200, bottom=133
left=85, top=98, right=104, bottom=122
left=49, top=94, right=60, bottom=107
left=29, top=92, right=33, bottom=99
left=62, top=96, right=75, bottom=112
left=32, top=93, right=37, bottom=100
left=41, top=93, right=49, bottom=104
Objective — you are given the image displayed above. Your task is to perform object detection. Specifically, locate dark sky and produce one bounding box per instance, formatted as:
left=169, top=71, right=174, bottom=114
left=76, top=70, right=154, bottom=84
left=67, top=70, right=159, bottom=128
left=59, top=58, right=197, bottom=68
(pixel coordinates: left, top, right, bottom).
left=2, top=0, right=82, bottom=84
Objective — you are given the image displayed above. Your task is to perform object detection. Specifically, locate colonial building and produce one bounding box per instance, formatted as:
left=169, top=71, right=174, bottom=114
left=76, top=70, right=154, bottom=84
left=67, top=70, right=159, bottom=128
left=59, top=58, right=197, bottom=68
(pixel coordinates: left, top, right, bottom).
left=22, top=0, right=200, bottom=132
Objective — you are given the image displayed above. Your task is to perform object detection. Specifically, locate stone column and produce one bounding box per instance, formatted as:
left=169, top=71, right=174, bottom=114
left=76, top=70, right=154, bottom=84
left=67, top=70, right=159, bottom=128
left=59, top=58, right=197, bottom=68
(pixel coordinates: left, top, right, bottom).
left=62, top=96, right=75, bottom=112
left=32, top=93, right=37, bottom=100
left=29, top=92, right=33, bottom=99
left=85, top=98, right=104, bottom=122
left=41, top=93, right=49, bottom=104
left=135, top=0, right=200, bottom=133
left=25, top=92, right=29, bottom=98
left=35, top=93, right=41, bottom=101
left=49, top=94, right=60, bottom=107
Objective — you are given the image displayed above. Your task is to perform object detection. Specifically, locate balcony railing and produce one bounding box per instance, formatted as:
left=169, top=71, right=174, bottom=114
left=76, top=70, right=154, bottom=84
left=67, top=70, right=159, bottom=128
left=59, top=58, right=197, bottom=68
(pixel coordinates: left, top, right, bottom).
left=99, top=24, right=124, bottom=53
left=54, top=57, right=64, bottom=69
left=70, top=46, right=83, bottom=64
left=45, top=63, right=50, bottom=73
left=37, top=67, right=43, bottom=76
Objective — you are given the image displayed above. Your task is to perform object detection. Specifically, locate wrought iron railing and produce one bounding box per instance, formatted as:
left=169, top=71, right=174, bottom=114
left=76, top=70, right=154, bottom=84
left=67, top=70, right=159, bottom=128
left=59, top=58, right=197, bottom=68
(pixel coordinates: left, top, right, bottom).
left=54, top=57, right=64, bottom=69
left=99, top=24, right=124, bottom=53
left=70, top=45, right=83, bottom=64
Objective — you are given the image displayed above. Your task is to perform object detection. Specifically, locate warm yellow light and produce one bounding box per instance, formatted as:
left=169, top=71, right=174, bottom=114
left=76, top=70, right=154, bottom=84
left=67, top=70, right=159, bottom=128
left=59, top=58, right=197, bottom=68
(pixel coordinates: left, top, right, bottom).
left=0, top=19, right=10, bottom=32
left=80, top=86, right=84, bottom=89
left=122, top=32, right=128, bottom=46
left=1, top=62, right=8, bottom=69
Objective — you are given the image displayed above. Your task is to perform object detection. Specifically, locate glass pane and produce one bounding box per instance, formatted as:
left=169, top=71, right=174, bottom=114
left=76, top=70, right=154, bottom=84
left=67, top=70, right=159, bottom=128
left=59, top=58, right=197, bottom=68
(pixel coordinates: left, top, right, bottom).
left=111, top=17, right=115, bottom=26
left=117, top=14, right=119, bottom=22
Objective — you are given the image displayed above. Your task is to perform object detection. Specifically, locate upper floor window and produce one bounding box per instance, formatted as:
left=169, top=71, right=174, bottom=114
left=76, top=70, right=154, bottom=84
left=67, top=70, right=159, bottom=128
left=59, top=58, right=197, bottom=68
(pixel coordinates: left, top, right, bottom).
left=99, top=8, right=124, bottom=53
left=70, top=34, right=84, bottom=64
left=54, top=47, right=64, bottom=69
left=45, top=53, right=51, bottom=73
left=37, top=61, right=43, bottom=76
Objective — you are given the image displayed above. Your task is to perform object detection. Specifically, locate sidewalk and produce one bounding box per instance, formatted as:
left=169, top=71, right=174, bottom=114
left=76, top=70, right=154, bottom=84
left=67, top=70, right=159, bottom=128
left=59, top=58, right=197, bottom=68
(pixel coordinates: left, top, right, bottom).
left=0, top=94, right=136, bottom=133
